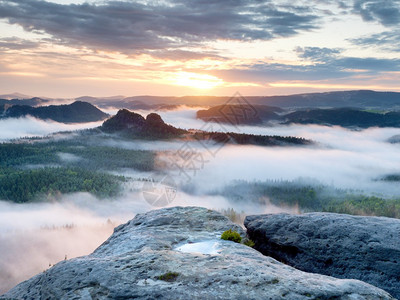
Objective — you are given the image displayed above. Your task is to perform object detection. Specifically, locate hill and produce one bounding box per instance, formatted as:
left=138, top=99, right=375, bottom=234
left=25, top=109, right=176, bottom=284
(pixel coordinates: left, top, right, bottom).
left=197, top=106, right=400, bottom=128
left=283, top=108, right=400, bottom=128
left=77, top=90, right=400, bottom=110
left=101, top=109, right=187, bottom=138
left=197, top=104, right=283, bottom=125
left=0, top=97, right=49, bottom=107
left=3, top=101, right=109, bottom=123
left=251, top=90, right=400, bottom=109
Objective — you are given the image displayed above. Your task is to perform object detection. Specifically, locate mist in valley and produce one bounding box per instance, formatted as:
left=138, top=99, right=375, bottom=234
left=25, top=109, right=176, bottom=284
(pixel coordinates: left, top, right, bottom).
left=0, top=116, right=103, bottom=142
left=1, top=106, right=400, bottom=293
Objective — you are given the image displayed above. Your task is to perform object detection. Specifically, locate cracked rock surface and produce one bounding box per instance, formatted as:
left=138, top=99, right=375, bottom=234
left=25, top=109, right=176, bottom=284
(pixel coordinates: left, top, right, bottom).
left=2, top=207, right=394, bottom=299
left=245, top=212, right=400, bottom=299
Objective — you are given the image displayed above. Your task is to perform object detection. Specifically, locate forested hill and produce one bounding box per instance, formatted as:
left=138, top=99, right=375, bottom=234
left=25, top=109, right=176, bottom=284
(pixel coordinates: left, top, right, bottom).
left=197, top=106, right=400, bottom=128
left=3, top=101, right=109, bottom=123
left=197, top=104, right=283, bottom=125
left=284, top=108, right=400, bottom=128
left=0, top=97, right=49, bottom=107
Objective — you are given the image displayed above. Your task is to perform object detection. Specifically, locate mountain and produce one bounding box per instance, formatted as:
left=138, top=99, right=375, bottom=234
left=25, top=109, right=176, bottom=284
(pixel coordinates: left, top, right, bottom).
left=101, top=109, right=310, bottom=145
left=5, top=90, right=400, bottom=111
left=197, top=104, right=283, bottom=125
left=3, top=101, right=109, bottom=123
left=196, top=105, right=400, bottom=128
left=76, top=90, right=400, bottom=110
left=1, top=207, right=393, bottom=299
left=0, top=97, right=50, bottom=107
left=250, top=90, right=400, bottom=109
left=101, top=109, right=187, bottom=138
left=245, top=212, right=400, bottom=298
left=283, top=108, right=400, bottom=128
left=0, top=92, right=32, bottom=100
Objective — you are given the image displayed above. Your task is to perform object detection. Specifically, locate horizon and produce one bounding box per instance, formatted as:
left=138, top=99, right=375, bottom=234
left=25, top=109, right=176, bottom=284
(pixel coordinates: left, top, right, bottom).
left=2, top=88, right=400, bottom=101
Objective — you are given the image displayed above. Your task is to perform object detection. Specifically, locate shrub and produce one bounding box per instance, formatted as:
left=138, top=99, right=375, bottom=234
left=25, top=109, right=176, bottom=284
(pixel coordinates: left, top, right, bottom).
left=243, top=239, right=255, bottom=247
left=157, top=271, right=180, bottom=282
left=221, top=229, right=242, bottom=243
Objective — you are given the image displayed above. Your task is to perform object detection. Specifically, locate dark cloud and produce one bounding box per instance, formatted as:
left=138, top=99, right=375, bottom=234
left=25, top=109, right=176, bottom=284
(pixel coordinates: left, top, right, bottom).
left=0, top=0, right=320, bottom=53
left=144, top=49, right=225, bottom=61
left=209, top=62, right=352, bottom=84
left=295, top=46, right=341, bottom=62
left=338, top=2, right=351, bottom=9
left=353, top=0, right=400, bottom=26
left=350, top=31, right=400, bottom=52
left=208, top=51, right=400, bottom=84
left=336, top=57, right=400, bottom=72
left=0, top=37, right=40, bottom=50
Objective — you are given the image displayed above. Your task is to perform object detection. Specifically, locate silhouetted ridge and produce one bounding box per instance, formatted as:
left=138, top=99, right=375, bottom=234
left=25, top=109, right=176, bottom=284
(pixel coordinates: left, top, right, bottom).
left=101, top=109, right=187, bottom=138
left=102, top=109, right=146, bottom=131
left=3, top=101, right=109, bottom=123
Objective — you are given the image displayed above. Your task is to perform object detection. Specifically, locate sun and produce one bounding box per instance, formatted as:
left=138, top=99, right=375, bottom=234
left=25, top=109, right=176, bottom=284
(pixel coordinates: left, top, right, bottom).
left=172, top=72, right=223, bottom=89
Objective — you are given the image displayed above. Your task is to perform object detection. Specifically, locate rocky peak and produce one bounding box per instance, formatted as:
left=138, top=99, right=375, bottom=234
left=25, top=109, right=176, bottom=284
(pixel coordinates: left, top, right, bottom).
left=2, top=207, right=393, bottom=299
left=245, top=212, right=400, bottom=299
left=101, top=109, right=186, bottom=138
left=101, top=109, right=146, bottom=132
left=145, top=112, right=165, bottom=127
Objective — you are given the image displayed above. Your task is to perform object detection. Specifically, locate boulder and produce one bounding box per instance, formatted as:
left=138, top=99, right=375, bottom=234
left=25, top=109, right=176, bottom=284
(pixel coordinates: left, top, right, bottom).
left=2, top=207, right=393, bottom=299
left=245, top=212, right=400, bottom=299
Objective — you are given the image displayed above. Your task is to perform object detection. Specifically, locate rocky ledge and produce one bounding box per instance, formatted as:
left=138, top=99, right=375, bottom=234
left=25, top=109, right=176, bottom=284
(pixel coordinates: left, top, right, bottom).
left=245, top=212, right=400, bottom=299
left=2, top=207, right=394, bottom=299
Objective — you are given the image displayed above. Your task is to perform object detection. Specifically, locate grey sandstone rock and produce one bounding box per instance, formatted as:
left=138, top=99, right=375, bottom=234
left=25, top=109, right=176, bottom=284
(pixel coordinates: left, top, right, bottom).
left=245, top=212, right=400, bottom=299
left=1, top=207, right=394, bottom=300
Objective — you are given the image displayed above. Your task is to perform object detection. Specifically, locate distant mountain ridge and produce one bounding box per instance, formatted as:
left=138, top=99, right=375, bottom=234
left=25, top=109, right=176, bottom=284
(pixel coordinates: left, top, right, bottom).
left=78, top=90, right=400, bottom=109
left=2, top=101, right=109, bottom=123
left=3, top=90, right=400, bottom=109
left=0, top=97, right=50, bottom=107
left=197, top=104, right=283, bottom=125
left=197, top=105, right=400, bottom=128
left=284, top=108, right=400, bottom=128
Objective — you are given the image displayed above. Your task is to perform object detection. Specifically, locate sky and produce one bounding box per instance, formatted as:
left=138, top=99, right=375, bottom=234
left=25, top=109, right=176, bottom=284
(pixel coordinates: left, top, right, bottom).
left=0, top=0, right=399, bottom=98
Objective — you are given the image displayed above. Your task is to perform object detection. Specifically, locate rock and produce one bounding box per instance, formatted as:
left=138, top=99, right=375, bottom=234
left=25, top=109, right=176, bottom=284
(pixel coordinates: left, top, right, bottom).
left=101, top=109, right=186, bottom=138
left=244, top=212, right=400, bottom=299
left=2, top=207, right=394, bottom=300
left=388, top=134, right=400, bottom=144
left=101, top=109, right=146, bottom=132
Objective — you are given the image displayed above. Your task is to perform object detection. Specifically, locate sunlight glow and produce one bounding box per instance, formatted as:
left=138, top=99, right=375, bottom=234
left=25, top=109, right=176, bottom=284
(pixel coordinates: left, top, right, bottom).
left=171, top=72, right=223, bottom=89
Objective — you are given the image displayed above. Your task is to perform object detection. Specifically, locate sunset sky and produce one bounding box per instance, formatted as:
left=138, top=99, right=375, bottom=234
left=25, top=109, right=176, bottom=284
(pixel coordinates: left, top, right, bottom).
left=0, top=0, right=399, bottom=98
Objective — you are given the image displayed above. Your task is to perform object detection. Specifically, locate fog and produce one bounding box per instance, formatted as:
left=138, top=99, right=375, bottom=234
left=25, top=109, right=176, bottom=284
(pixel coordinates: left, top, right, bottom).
left=1, top=106, right=400, bottom=294
left=146, top=107, right=400, bottom=196
left=0, top=190, right=291, bottom=294
left=0, top=116, right=103, bottom=142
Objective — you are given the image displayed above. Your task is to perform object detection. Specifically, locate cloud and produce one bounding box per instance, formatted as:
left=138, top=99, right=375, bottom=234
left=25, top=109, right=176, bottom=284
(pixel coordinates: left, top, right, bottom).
left=0, top=116, right=103, bottom=142
left=353, top=0, right=400, bottom=27
left=0, top=0, right=320, bottom=53
left=0, top=37, right=40, bottom=50
left=0, top=193, right=150, bottom=294
left=145, top=49, right=225, bottom=61
left=350, top=30, right=400, bottom=52
left=0, top=188, right=286, bottom=294
left=295, top=46, right=341, bottom=62
left=336, top=57, right=400, bottom=72
left=206, top=47, right=400, bottom=86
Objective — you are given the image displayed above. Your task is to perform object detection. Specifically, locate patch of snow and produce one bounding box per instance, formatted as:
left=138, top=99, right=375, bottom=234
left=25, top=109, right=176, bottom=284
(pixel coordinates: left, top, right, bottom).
left=174, top=240, right=223, bottom=255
